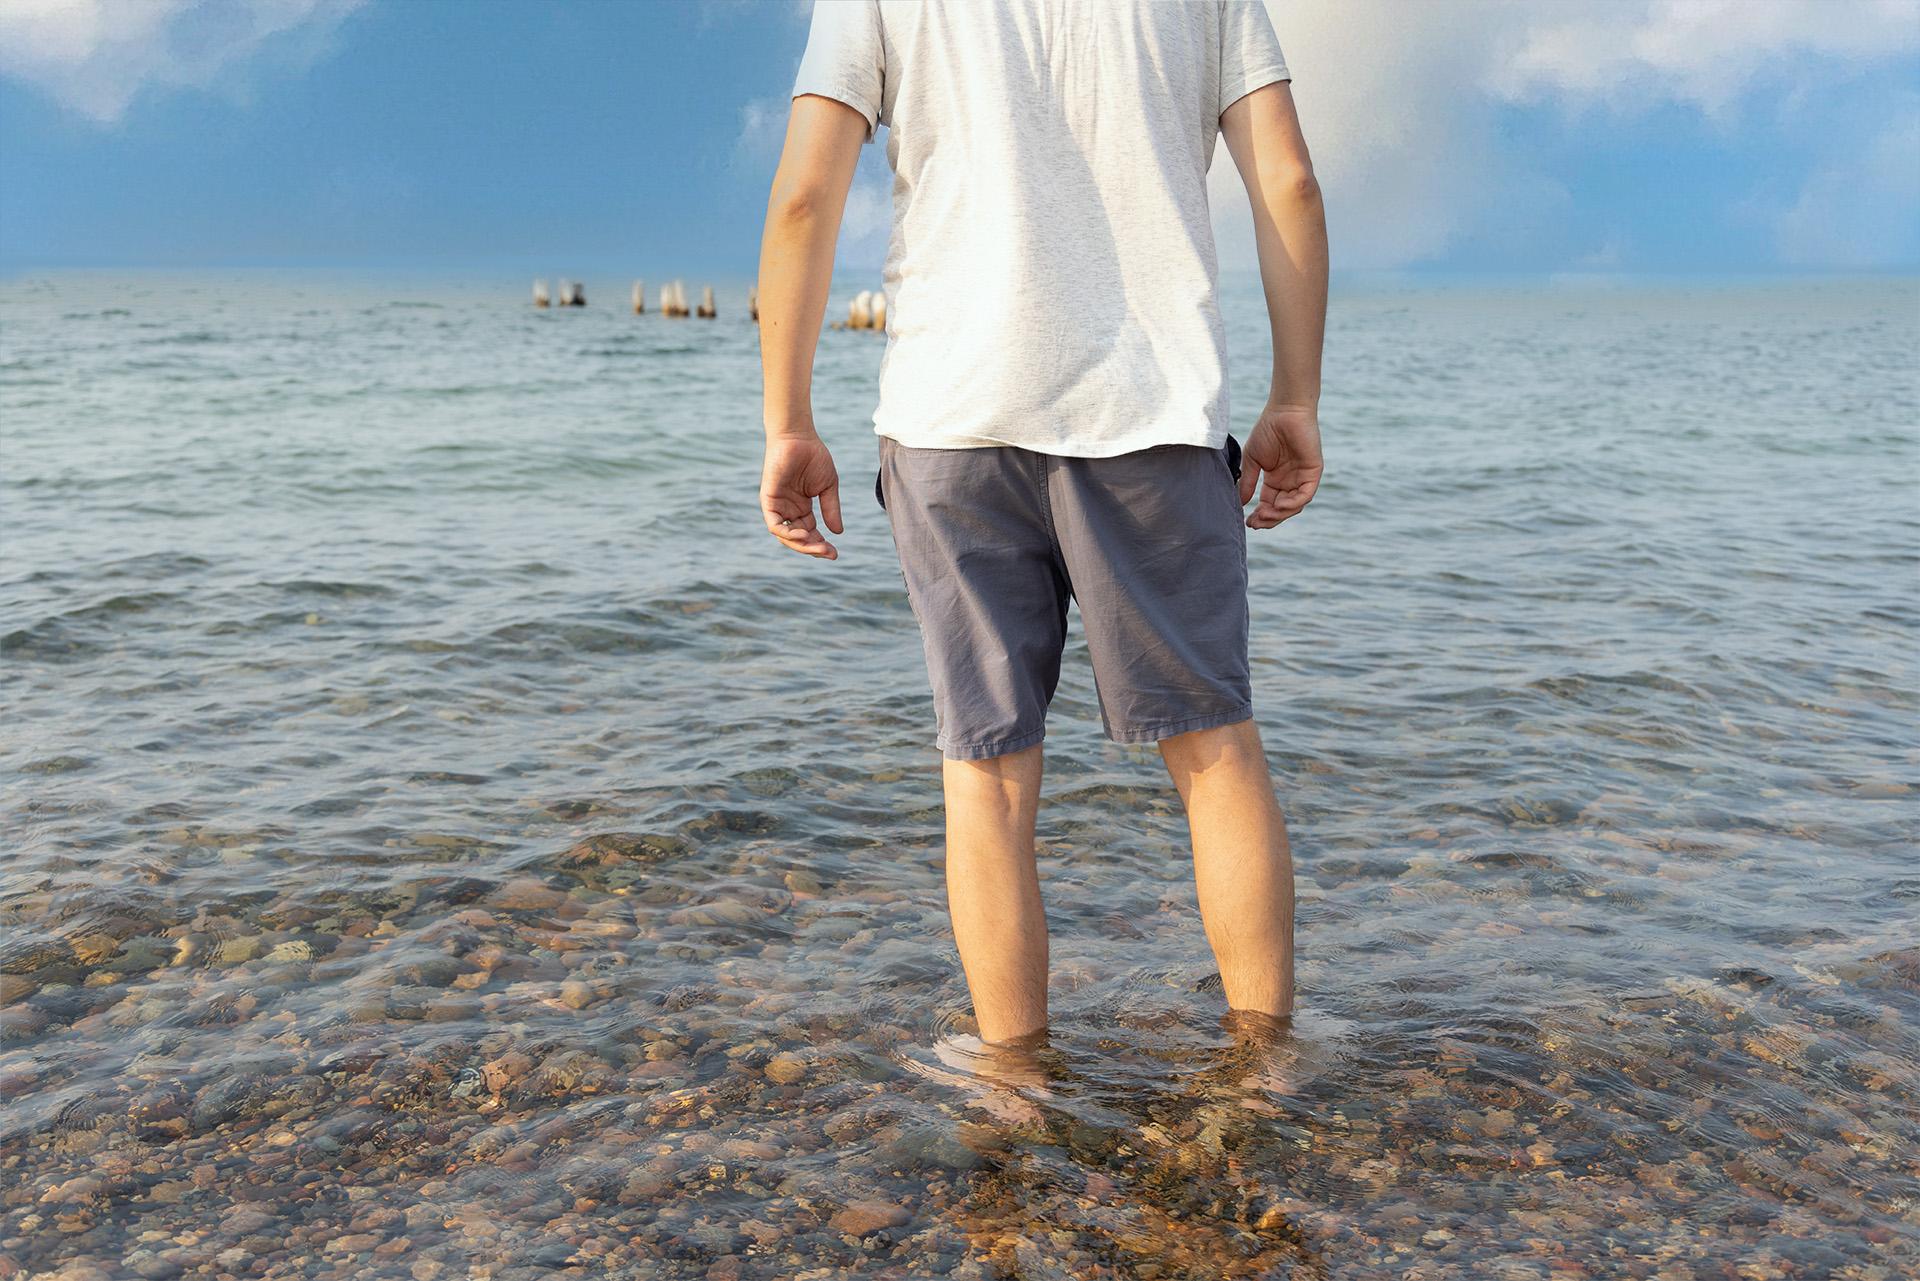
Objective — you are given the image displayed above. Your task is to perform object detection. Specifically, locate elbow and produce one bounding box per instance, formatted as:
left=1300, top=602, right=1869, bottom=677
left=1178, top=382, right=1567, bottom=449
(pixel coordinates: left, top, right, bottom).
left=768, top=183, right=828, bottom=225
left=1251, top=164, right=1321, bottom=220
left=1281, top=168, right=1322, bottom=208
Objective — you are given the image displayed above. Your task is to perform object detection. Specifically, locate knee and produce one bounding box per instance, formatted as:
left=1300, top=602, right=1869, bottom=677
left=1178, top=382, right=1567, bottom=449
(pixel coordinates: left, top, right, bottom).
left=943, top=743, right=1044, bottom=810
left=1159, top=718, right=1263, bottom=778
left=945, top=741, right=1042, bottom=778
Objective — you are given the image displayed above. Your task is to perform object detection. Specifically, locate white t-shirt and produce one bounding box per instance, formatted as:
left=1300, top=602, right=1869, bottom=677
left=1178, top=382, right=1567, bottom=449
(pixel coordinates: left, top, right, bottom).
left=791, top=0, right=1290, bottom=457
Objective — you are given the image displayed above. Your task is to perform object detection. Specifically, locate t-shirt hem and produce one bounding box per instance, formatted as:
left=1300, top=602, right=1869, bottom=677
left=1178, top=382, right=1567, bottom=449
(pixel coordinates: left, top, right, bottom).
left=1219, top=64, right=1291, bottom=117
left=875, top=424, right=1229, bottom=458
left=791, top=83, right=879, bottom=142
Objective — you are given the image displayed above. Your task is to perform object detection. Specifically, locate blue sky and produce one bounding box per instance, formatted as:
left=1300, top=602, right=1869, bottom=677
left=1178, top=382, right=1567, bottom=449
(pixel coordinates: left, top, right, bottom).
left=2, top=0, right=1916, bottom=276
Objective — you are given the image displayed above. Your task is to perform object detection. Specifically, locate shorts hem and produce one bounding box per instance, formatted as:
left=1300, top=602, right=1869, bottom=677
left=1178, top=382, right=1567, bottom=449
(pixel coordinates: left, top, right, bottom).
left=938, top=726, right=1047, bottom=761
left=1106, top=704, right=1253, bottom=745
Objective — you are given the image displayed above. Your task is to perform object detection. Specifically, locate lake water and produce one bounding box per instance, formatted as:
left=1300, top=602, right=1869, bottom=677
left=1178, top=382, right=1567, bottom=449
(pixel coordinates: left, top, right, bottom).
left=2, top=272, right=1917, bottom=1280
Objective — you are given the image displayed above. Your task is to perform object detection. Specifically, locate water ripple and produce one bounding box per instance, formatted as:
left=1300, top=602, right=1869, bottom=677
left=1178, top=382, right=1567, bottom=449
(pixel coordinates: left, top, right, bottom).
left=1, top=273, right=1915, bottom=1278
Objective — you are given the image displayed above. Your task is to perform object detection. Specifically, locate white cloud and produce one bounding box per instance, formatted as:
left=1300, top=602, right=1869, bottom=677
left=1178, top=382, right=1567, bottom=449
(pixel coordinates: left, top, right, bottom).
left=1775, top=95, right=1920, bottom=267
left=734, top=95, right=789, bottom=168
left=837, top=164, right=891, bottom=261
left=0, top=0, right=366, bottom=123
left=1205, top=0, right=1920, bottom=269
left=1491, top=0, right=1920, bottom=117
left=1210, top=0, right=1529, bottom=272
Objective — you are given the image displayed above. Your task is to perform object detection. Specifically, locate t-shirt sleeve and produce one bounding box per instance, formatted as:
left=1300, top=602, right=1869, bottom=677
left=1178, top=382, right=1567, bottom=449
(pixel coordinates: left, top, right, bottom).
left=791, top=0, right=885, bottom=143
left=1217, top=0, right=1291, bottom=119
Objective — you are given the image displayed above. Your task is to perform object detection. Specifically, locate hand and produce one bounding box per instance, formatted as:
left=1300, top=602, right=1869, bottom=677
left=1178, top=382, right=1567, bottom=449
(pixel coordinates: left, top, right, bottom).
left=1238, top=404, right=1323, bottom=529
left=760, top=433, right=843, bottom=560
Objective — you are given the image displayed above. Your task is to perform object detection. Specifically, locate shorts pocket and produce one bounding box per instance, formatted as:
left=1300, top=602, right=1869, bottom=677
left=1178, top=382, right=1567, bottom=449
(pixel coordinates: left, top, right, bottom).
left=874, top=467, right=886, bottom=511
left=1224, top=433, right=1242, bottom=483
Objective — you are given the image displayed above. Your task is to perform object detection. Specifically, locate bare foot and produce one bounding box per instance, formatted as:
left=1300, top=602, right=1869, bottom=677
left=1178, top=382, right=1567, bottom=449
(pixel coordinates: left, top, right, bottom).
left=899, top=1031, right=1053, bottom=1126
left=1221, top=1007, right=1354, bottom=1096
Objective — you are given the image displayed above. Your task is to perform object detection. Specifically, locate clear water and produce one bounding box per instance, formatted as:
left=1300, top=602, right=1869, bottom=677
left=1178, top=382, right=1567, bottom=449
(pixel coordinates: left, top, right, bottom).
left=3, top=272, right=1917, bottom=1280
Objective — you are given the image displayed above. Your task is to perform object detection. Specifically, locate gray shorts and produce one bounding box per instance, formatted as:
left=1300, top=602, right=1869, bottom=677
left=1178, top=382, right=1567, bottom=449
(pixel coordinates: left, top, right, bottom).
left=876, top=434, right=1252, bottom=760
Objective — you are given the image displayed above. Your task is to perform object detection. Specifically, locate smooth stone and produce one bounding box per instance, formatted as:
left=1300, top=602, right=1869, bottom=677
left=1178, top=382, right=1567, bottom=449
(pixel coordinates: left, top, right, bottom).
left=482, top=1051, right=534, bottom=1094
left=403, top=956, right=466, bottom=988
left=424, top=996, right=481, bottom=1022
left=488, top=879, right=568, bottom=911
left=828, top=1200, right=909, bottom=1236
left=764, top=1053, right=807, bottom=1085
left=125, top=1253, right=184, bottom=1279
left=39, top=1175, right=103, bottom=1203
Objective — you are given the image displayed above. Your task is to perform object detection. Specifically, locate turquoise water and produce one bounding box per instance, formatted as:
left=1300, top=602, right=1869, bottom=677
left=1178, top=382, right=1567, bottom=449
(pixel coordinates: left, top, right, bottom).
left=2, top=272, right=1917, bottom=1279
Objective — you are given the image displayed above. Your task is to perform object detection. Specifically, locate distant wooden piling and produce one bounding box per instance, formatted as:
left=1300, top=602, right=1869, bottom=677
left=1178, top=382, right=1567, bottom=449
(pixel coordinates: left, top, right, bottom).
left=563, top=280, right=586, bottom=307
left=662, top=280, right=690, bottom=318
left=533, top=279, right=551, bottom=308
left=748, top=285, right=758, bottom=323
left=829, top=287, right=886, bottom=332
left=697, top=285, right=716, bottom=319
left=632, top=281, right=645, bottom=314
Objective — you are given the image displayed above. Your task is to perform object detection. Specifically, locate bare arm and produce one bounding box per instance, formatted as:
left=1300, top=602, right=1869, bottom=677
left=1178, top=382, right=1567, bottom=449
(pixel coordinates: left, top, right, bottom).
left=1220, top=81, right=1328, bottom=529
left=756, top=94, right=869, bottom=560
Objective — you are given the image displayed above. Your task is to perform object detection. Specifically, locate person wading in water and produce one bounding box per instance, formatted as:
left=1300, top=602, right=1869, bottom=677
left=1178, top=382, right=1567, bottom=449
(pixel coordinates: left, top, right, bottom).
left=755, top=0, right=1327, bottom=1054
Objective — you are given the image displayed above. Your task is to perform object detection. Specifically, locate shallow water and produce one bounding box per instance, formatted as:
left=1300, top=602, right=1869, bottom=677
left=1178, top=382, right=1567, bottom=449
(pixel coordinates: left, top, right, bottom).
left=2, top=272, right=1917, bottom=1280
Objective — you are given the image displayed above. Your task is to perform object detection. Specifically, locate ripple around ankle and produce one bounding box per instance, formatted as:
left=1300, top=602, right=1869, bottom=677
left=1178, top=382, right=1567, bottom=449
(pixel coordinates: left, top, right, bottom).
left=895, top=1035, right=1054, bottom=1128
left=1200, top=1005, right=1357, bottom=1099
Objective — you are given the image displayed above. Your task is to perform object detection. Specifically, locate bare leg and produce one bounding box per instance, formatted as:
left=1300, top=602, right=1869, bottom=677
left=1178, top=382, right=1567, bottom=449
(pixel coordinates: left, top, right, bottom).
left=1158, top=719, right=1295, bottom=1019
left=941, top=743, right=1049, bottom=1044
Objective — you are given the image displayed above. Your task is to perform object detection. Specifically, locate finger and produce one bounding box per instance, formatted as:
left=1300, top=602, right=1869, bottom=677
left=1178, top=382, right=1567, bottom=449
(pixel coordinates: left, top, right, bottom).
left=1248, top=489, right=1297, bottom=523
left=768, top=514, right=821, bottom=545
left=1258, top=471, right=1317, bottom=508
left=778, top=532, right=839, bottom=560
left=761, top=500, right=817, bottom=536
left=1255, top=470, right=1288, bottom=516
left=1254, top=487, right=1311, bottom=518
left=1238, top=463, right=1258, bottom=506
left=819, top=482, right=843, bottom=535
left=1250, top=505, right=1301, bottom=529
left=772, top=516, right=817, bottom=539
left=1248, top=490, right=1313, bottom=529
left=771, top=521, right=838, bottom=559
left=1268, top=478, right=1319, bottom=519
left=1259, top=487, right=1312, bottom=515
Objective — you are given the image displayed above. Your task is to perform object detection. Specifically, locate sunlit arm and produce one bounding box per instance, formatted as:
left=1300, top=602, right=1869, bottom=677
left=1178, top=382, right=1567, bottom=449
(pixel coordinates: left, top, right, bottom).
left=759, top=95, right=866, bottom=439
left=1221, top=81, right=1327, bottom=414
left=1220, top=82, right=1329, bottom=529
left=755, top=94, right=869, bottom=559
